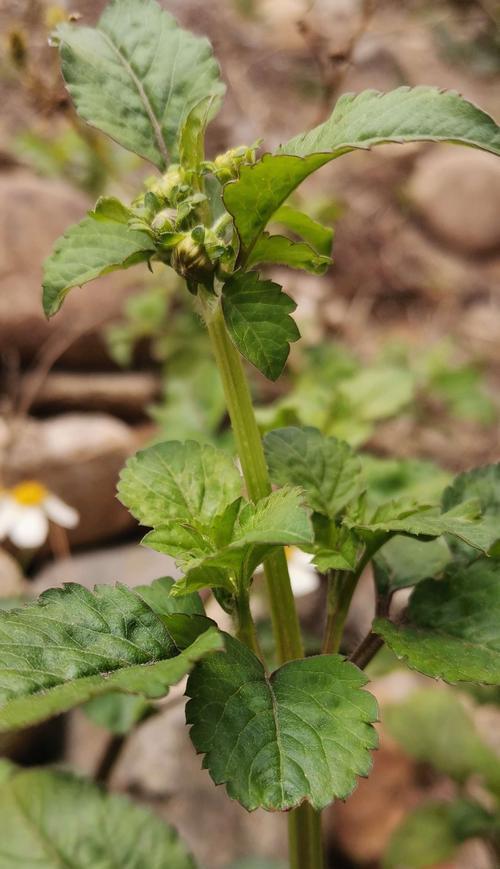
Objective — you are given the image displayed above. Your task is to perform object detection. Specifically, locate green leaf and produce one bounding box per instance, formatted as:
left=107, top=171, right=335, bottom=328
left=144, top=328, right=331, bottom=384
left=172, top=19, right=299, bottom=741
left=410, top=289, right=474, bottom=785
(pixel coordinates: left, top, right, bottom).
left=247, top=233, right=331, bottom=274
left=56, top=0, right=225, bottom=168
left=222, top=272, right=300, bottom=381
left=0, top=767, right=196, bottom=868
left=384, top=689, right=500, bottom=794
left=179, top=95, right=221, bottom=177
left=346, top=498, right=493, bottom=554
left=83, top=692, right=153, bottom=735
left=384, top=800, right=495, bottom=869
left=146, top=488, right=313, bottom=594
left=271, top=204, right=334, bottom=257
left=374, top=557, right=500, bottom=684
left=42, top=206, right=155, bottom=317
left=225, top=87, right=500, bottom=263
left=373, top=535, right=452, bottom=594
left=264, top=427, right=365, bottom=519
left=136, top=576, right=205, bottom=616
left=0, top=583, right=222, bottom=732
left=118, top=440, right=242, bottom=528
left=442, top=463, right=500, bottom=560
left=186, top=633, right=378, bottom=811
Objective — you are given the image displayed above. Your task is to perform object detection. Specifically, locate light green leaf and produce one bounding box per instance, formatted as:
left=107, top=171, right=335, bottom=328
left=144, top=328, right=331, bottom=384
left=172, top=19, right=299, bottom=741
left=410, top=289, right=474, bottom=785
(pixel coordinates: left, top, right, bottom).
left=136, top=576, right=205, bottom=616
left=442, top=463, right=500, bottom=560
left=186, top=633, right=378, bottom=811
left=146, top=488, right=313, bottom=594
left=83, top=692, right=153, bottom=735
left=271, top=204, right=334, bottom=257
left=118, top=440, right=242, bottom=528
left=384, top=800, right=495, bottom=869
left=56, top=0, right=225, bottom=168
left=42, top=209, right=155, bottom=317
left=264, top=427, right=365, bottom=519
left=312, top=522, right=358, bottom=572
left=179, top=95, right=221, bottom=177
left=247, top=233, right=331, bottom=274
left=225, top=87, right=500, bottom=263
left=337, top=366, right=415, bottom=423
left=0, top=583, right=222, bottom=732
left=374, top=535, right=452, bottom=593
left=384, top=688, right=500, bottom=794
left=374, top=557, right=500, bottom=684
left=0, top=768, right=196, bottom=868
left=222, top=272, right=300, bottom=381
left=346, top=498, right=493, bottom=554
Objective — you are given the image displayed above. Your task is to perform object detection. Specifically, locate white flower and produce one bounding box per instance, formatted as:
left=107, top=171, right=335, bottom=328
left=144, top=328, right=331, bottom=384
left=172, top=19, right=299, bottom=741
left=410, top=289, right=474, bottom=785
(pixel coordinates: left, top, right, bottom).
left=285, top=547, right=320, bottom=597
left=0, top=481, right=79, bottom=549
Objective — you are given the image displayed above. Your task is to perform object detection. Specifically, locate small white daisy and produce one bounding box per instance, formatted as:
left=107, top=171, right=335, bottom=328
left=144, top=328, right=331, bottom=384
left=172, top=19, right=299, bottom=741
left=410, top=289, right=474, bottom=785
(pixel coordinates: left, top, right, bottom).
left=0, top=481, right=79, bottom=549
left=285, top=547, right=320, bottom=597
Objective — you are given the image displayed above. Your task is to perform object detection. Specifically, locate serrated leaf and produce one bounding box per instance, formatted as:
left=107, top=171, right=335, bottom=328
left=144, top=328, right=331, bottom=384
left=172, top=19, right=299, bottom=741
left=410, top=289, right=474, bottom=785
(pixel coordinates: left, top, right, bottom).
left=118, top=440, right=242, bottom=528
left=136, top=576, right=205, bottom=616
left=264, top=427, right=365, bottom=519
left=271, top=204, right=334, bottom=258
left=0, top=768, right=196, bottom=868
left=222, top=272, right=300, bottom=381
left=374, top=557, right=500, bottom=684
left=224, top=87, right=500, bottom=264
left=374, top=535, right=452, bottom=594
left=43, top=209, right=155, bottom=317
left=442, top=463, right=500, bottom=561
left=0, top=583, right=222, bottom=732
left=384, top=799, right=495, bottom=869
left=186, top=633, right=378, bottom=811
left=346, top=498, right=492, bottom=554
left=384, top=688, right=500, bottom=794
left=56, top=0, right=225, bottom=168
left=247, top=233, right=331, bottom=274
left=146, top=488, right=313, bottom=594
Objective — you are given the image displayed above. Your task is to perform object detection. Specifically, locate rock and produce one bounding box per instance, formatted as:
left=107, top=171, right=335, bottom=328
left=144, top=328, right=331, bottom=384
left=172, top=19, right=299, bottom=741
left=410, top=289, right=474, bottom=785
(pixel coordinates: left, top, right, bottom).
left=3, top=413, right=142, bottom=548
left=110, top=703, right=287, bottom=868
left=33, top=541, right=180, bottom=593
left=31, top=371, right=161, bottom=421
left=407, top=150, right=500, bottom=255
left=0, top=171, right=144, bottom=367
left=0, top=549, right=24, bottom=597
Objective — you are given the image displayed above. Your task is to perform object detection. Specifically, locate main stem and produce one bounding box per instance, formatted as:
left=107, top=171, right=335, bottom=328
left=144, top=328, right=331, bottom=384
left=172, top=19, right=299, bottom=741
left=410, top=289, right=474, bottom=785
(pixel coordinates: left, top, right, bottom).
left=204, top=298, right=324, bottom=869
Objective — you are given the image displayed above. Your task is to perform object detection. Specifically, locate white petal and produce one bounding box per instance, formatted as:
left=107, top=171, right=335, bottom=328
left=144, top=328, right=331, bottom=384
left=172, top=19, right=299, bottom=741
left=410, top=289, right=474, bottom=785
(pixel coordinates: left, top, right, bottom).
left=288, top=549, right=320, bottom=597
left=0, top=497, right=21, bottom=540
left=10, top=507, right=49, bottom=549
left=43, top=494, right=79, bottom=529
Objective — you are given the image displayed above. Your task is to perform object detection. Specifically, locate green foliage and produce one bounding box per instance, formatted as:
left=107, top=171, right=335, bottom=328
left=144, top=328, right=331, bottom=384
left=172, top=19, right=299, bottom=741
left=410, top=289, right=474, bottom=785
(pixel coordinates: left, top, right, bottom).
left=374, top=535, right=451, bottom=593
left=0, top=583, right=221, bottom=731
left=383, top=799, right=496, bottom=869
left=375, top=557, right=500, bottom=684
left=83, top=692, right=153, bottom=735
left=385, top=688, right=500, bottom=794
left=42, top=198, right=155, bottom=316
left=270, top=204, right=334, bottom=258
left=55, top=0, right=224, bottom=168
left=443, top=463, right=500, bottom=560
left=247, top=234, right=331, bottom=274
left=0, top=768, right=196, bottom=868
left=186, top=633, right=377, bottom=811
left=222, top=272, right=300, bottom=380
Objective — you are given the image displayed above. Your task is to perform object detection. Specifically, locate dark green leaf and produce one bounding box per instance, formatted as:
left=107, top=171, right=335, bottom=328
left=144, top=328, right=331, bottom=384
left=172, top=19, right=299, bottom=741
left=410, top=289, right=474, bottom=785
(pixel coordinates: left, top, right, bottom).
left=247, top=233, right=331, bottom=274
left=186, top=633, right=378, bottom=811
left=374, top=558, right=500, bottom=684
left=0, top=583, right=222, bottom=732
left=384, top=688, right=500, bottom=794
left=56, top=0, right=225, bottom=168
left=442, top=463, right=500, bottom=560
left=222, top=272, right=300, bottom=380
left=42, top=208, right=155, bottom=317
left=264, top=427, right=365, bottom=519
left=374, top=535, right=451, bottom=594
left=225, top=87, right=500, bottom=263
left=0, top=768, right=196, bottom=868
left=384, top=800, right=495, bottom=869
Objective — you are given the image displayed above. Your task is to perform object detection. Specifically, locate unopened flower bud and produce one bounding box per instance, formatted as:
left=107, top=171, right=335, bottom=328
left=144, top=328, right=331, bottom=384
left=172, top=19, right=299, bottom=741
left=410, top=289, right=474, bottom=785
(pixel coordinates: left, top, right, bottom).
left=170, top=234, right=214, bottom=283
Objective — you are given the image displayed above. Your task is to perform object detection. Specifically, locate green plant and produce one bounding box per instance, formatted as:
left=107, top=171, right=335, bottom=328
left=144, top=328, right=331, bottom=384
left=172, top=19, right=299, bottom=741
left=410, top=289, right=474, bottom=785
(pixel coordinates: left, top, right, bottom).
left=1, top=0, right=500, bottom=865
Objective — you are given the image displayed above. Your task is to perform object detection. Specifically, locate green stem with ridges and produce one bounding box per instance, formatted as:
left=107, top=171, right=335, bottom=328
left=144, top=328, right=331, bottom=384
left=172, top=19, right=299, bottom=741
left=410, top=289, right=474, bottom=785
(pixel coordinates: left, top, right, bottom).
left=202, top=294, right=324, bottom=869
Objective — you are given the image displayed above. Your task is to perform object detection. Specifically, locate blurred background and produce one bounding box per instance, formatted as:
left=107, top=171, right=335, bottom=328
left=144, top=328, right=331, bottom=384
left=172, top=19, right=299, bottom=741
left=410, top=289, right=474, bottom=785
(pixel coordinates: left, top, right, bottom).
left=0, top=0, right=499, bottom=867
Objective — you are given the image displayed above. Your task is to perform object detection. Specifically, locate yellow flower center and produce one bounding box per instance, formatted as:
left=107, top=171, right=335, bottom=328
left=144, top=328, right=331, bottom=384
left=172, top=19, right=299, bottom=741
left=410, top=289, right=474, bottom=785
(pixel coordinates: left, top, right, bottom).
left=11, top=481, right=47, bottom=506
